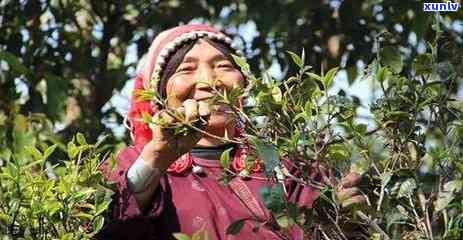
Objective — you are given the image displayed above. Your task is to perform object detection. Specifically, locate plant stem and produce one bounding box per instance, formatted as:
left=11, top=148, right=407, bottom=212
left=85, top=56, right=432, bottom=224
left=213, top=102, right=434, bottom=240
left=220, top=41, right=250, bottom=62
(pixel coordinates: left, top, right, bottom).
left=355, top=210, right=390, bottom=240
left=418, top=190, right=433, bottom=240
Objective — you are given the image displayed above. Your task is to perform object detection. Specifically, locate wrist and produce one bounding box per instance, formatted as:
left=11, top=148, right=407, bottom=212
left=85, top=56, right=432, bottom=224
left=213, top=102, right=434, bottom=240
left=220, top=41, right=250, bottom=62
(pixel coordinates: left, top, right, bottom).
left=127, top=155, right=164, bottom=193
left=141, top=148, right=170, bottom=171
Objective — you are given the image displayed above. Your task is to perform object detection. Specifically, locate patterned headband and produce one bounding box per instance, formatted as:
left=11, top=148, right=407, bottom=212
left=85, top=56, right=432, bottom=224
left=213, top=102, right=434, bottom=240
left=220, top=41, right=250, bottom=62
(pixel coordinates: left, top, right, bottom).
left=145, top=30, right=243, bottom=90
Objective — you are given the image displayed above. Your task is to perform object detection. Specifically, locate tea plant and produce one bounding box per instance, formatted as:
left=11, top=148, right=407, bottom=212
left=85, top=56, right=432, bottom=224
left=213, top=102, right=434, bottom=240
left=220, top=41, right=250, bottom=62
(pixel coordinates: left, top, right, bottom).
left=164, top=24, right=462, bottom=240
left=0, top=111, right=115, bottom=239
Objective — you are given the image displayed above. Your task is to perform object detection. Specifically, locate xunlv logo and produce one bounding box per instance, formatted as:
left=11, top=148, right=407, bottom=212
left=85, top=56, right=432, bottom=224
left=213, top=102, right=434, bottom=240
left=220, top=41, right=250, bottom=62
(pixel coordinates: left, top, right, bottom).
left=423, top=1, right=460, bottom=12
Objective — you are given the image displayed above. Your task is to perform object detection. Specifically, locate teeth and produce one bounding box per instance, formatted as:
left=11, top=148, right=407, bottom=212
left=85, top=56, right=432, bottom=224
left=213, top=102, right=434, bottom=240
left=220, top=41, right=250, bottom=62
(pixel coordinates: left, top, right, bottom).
left=198, top=101, right=210, bottom=116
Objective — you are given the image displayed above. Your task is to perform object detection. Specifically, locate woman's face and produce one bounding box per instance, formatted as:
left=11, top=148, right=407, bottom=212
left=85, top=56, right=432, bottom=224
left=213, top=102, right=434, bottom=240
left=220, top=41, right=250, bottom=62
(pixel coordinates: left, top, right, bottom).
left=164, top=39, right=245, bottom=130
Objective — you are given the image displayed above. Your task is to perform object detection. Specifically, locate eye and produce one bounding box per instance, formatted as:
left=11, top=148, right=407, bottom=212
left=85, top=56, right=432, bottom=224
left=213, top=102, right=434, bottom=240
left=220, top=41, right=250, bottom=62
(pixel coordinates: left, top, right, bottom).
left=176, top=64, right=195, bottom=73
left=217, top=61, right=234, bottom=69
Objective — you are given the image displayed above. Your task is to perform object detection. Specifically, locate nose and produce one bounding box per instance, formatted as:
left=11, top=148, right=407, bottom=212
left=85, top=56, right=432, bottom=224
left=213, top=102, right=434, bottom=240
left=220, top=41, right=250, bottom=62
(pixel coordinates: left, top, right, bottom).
left=195, top=65, right=222, bottom=89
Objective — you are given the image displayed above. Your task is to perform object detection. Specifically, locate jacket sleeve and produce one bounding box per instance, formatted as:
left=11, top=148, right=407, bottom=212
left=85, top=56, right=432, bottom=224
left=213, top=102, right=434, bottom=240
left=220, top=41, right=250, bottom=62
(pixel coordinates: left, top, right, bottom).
left=99, top=145, right=165, bottom=220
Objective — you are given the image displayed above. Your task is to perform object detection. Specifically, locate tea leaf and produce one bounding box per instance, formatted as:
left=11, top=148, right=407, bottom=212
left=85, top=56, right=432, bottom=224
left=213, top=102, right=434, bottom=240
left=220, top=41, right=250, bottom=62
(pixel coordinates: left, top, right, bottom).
left=271, top=85, right=282, bottom=103
left=251, top=137, right=279, bottom=177
left=323, top=67, right=338, bottom=89
left=380, top=46, right=403, bottom=73
left=226, top=219, right=246, bottom=235
left=398, top=178, right=417, bottom=198
left=286, top=51, right=303, bottom=68
left=173, top=233, right=192, bottom=240
left=220, top=148, right=233, bottom=169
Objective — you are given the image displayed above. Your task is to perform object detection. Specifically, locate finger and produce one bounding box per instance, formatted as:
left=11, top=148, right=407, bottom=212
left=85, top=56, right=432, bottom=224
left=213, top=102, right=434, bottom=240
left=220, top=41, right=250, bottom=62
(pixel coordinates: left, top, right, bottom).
left=158, top=110, right=176, bottom=125
left=337, top=187, right=361, bottom=202
left=341, top=195, right=367, bottom=209
left=149, top=111, right=174, bottom=139
left=341, top=172, right=362, bottom=188
left=183, top=99, right=198, bottom=122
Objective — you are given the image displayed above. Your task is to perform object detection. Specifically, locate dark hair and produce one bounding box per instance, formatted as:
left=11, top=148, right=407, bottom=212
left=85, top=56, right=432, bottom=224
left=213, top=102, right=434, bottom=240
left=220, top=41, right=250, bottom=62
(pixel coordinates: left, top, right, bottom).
left=158, top=38, right=242, bottom=98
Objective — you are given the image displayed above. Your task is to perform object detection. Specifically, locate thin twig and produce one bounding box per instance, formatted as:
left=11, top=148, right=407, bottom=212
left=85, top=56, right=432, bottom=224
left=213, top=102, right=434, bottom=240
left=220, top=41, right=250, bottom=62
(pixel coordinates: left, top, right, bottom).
left=418, top=190, right=433, bottom=240
left=323, top=208, right=348, bottom=240
left=355, top=210, right=390, bottom=240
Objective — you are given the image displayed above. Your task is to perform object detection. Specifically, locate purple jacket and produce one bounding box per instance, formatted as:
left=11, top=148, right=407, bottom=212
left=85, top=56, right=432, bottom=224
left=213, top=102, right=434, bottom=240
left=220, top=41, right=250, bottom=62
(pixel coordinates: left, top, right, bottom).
left=98, top=145, right=321, bottom=240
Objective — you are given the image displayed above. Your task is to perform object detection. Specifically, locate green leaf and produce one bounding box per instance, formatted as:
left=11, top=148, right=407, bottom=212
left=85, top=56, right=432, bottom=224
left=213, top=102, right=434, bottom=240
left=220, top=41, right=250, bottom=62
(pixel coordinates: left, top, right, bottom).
left=24, top=159, right=44, bottom=169
left=388, top=111, right=410, bottom=120
left=220, top=148, right=232, bottom=169
left=287, top=202, right=299, bottom=220
left=398, top=178, right=416, bottom=198
left=226, top=219, right=246, bottom=235
left=60, top=233, right=74, bottom=240
left=95, top=200, right=111, bottom=216
left=259, top=184, right=285, bottom=212
left=443, top=180, right=463, bottom=193
left=276, top=214, right=291, bottom=228
left=250, top=137, right=280, bottom=177
left=286, top=51, right=303, bottom=68
left=346, top=65, right=358, bottom=85
left=380, top=46, right=403, bottom=74
left=43, top=144, right=57, bottom=160
left=327, top=144, right=351, bottom=162
left=381, top=172, right=392, bottom=189
left=271, top=86, right=282, bottom=103
left=385, top=207, right=408, bottom=231
left=304, top=100, right=313, bottom=114
left=0, top=50, right=31, bottom=75
left=73, top=212, right=94, bottom=220
left=67, top=141, right=78, bottom=159
left=292, top=112, right=308, bottom=123
left=191, top=227, right=209, bottom=240
left=376, top=66, right=390, bottom=83
left=26, top=146, right=43, bottom=160
left=305, top=72, right=323, bottom=82
left=413, top=53, right=433, bottom=75
left=322, top=67, right=338, bottom=89
left=305, top=72, right=324, bottom=90
left=44, top=72, right=68, bottom=120
left=76, top=132, right=87, bottom=145
left=72, top=188, right=97, bottom=201
left=355, top=123, right=368, bottom=135
left=173, top=233, right=192, bottom=240
left=435, top=191, right=454, bottom=212
left=232, top=55, right=250, bottom=73
left=92, top=215, right=105, bottom=233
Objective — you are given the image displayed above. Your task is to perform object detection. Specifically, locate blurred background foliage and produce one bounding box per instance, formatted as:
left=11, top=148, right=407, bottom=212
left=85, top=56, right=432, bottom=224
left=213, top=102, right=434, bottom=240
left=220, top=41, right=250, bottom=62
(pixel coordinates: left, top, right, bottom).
left=1, top=0, right=463, bottom=239
left=0, top=0, right=462, bottom=146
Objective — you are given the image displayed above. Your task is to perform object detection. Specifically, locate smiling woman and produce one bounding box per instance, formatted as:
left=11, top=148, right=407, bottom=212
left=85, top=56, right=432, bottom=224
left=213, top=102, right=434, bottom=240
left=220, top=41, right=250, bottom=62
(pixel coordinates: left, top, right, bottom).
left=163, top=39, right=245, bottom=146
left=98, top=24, right=365, bottom=240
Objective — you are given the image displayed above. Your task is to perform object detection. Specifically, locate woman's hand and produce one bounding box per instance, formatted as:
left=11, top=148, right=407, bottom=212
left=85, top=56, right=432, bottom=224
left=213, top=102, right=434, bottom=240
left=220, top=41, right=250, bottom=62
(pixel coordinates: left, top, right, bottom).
left=336, top=172, right=368, bottom=209
left=141, top=99, right=210, bottom=170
